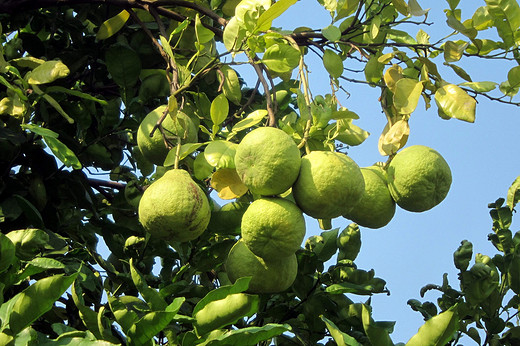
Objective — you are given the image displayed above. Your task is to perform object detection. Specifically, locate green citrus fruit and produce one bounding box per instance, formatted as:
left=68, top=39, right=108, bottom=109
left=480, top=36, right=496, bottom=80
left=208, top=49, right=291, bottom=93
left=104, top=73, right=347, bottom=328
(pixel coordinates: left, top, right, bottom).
left=386, top=145, right=452, bottom=212
left=292, top=151, right=365, bottom=219
left=241, top=197, right=306, bottom=259
left=343, top=166, right=396, bottom=228
left=235, top=127, right=301, bottom=196
left=138, top=169, right=210, bottom=242
left=225, top=239, right=298, bottom=294
left=137, top=105, right=198, bottom=166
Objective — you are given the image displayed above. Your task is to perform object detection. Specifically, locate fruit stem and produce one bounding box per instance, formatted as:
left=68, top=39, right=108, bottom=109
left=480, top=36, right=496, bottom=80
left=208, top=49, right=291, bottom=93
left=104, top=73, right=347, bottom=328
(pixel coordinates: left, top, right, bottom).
left=174, top=137, right=182, bottom=169
left=318, top=218, right=332, bottom=230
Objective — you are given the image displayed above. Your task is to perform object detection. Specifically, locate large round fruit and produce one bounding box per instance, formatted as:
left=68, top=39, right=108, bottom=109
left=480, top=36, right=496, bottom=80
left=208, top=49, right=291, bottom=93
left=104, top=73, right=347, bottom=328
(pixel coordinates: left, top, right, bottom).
left=138, top=169, right=210, bottom=242
left=386, top=145, right=452, bottom=212
left=234, top=127, right=301, bottom=196
left=137, top=106, right=197, bottom=166
left=292, top=151, right=365, bottom=219
left=225, top=240, right=298, bottom=294
left=241, top=197, right=305, bottom=259
left=343, top=166, right=396, bottom=229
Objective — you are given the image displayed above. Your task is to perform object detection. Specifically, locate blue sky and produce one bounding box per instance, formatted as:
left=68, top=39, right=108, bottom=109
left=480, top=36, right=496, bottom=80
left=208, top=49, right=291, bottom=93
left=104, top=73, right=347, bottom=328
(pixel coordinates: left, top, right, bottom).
left=260, top=0, right=520, bottom=342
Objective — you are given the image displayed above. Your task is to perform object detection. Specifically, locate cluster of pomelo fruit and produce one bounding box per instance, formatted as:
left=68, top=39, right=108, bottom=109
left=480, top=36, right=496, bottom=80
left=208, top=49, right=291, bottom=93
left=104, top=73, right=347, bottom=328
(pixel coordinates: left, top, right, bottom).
left=136, top=113, right=452, bottom=294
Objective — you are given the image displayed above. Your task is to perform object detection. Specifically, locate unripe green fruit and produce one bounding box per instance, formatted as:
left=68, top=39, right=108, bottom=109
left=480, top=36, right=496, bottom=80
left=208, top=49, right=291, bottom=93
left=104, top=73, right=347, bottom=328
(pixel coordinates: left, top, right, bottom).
left=137, top=106, right=197, bottom=166
left=138, top=169, right=210, bottom=242
left=194, top=293, right=259, bottom=336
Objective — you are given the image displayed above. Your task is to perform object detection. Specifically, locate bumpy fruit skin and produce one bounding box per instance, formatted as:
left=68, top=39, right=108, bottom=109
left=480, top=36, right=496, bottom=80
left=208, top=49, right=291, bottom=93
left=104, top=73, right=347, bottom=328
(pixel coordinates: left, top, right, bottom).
left=241, top=197, right=306, bottom=259
left=292, top=151, right=365, bottom=219
left=137, top=106, right=197, bottom=166
left=386, top=145, right=452, bottom=212
left=226, top=240, right=298, bottom=294
left=343, top=166, right=396, bottom=229
left=235, top=127, right=301, bottom=196
left=194, top=293, right=258, bottom=336
left=138, top=169, right=210, bottom=242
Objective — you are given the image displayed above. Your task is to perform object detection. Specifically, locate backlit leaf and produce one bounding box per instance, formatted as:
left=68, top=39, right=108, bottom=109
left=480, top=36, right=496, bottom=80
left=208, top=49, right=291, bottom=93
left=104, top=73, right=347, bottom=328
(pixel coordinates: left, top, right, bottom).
left=210, top=168, right=248, bottom=200
left=459, top=81, right=497, bottom=92
left=262, top=43, right=301, bottom=73
left=44, top=136, right=82, bottom=169
left=406, top=306, right=459, bottom=346
left=202, top=323, right=290, bottom=345
left=204, top=140, right=237, bottom=169
left=507, top=175, right=520, bottom=210
left=323, top=49, right=344, bottom=78
left=443, top=40, right=468, bottom=62
left=434, top=84, right=476, bottom=122
left=218, top=65, right=242, bottom=105
left=256, top=0, right=297, bottom=32
left=223, top=17, right=248, bottom=52
left=195, top=14, right=215, bottom=44
left=231, top=110, right=267, bottom=133
left=378, top=119, right=409, bottom=156
left=211, top=94, right=229, bottom=127
left=484, top=0, right=520, bottom=47
left=322, top=315, right=362, bottom=346
left=96, top=10, right=130, bottom=41
left=409, top=0, right=429, bottom=16
left=384, top=65, right=404, bottom=93
left=392, top=0, right=409, bottom=16
left=362, top=305, right=394, bottom=346
left=393, top=78, right=424, bottom=114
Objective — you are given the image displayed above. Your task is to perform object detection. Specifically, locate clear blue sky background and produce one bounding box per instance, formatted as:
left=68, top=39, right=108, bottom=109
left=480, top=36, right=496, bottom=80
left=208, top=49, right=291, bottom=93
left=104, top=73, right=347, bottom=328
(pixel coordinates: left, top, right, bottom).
left=254, top=0, right=520, bottom=343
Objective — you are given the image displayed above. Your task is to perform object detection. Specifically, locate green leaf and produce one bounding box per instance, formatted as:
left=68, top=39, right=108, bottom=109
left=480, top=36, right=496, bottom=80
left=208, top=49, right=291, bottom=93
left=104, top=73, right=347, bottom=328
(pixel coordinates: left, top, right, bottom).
left=262, top=43, right=301, bottom=74
left=370, top=15, right=381, bottom=39
left=192, top=277, right=252, bottom=316
left=392, top=0, right=409, bottom=16
left=406, top=305, right=459, bottom=346
left=362, top=305, right=394, bottom=346
left=446, top=0, right=461, bottom=10
left=26, top=60, right=70, bottom=85
left=386, top=29, right=417, bottom=44
left=459, top=81, right=497, bottom=92
left=322, top=25, right=342, bottom=41
left=472, top=6, right=494, bottom=30
left=194, top=153, right=214, bottom=180
left=323, top=49, right=344, bottom=78
left=195, top=14, right=215, bottom=45
left=434, top=84, right=476, bottom=122
left=321, top=315, right=362, bottom=346
left=256, top=0, right=297, bottom=32
left=409, top=0, right=428, bottom=16
left=453, top=240, right=473, bottom=272
left=0, top=233, right=15, bottom=274
left=20, top=123, right=59, bottom=138
left=306, top=228, right=339, bottom=262
left=18, top=257, right=66, bottom=282
left=223, top=17, right=248, bottom=52
left=507, top=175, right=520, bottom=210
left=106, top=295, right=140, bottom=334
left=71, top=283, right=104, bottom=340
left=127, top=298, right=185, bottom=345
left=201, top=323, right=291, bottom=345
left=393, top=78, right=424, bottom=114
left=230, top=110, right=267, bottom=134
left=484, top=0, right=520, bottom=47
left=12, top=195, right=44, bottom=229
left=46, top=86, right=108, bottom=106
left=218, top=65, right=242, bottom=105
left=211, top=94, right=229, bottom=127
left=96, top=10, right=130, bottom=41
left=444, top=63, right=472, bottom=82
left=204, top=140, right=238, bottom=169
left=443, top=40, right=468, bottom=62
left=130, top=258, right=167, bottom=311
left=5, top=273, right=78, bottom=335
left=105, top=44, right=141, bottom=89
left=44, top=136, right=82, bottom=169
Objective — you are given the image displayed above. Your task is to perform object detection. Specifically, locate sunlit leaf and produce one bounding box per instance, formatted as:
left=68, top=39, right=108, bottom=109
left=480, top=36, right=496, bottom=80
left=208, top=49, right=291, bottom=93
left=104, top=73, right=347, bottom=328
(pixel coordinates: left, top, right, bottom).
left=210, top=168, right=248, bottom=200
left=194, top=153, right=214, bottom=180
left=507, top=175, right=520, bottom=210
left=262, top=43, right=301, bottom=73
left=459, top=81, right=497, bottom=92
left=472, top=6, right=494, bottom=30
left=211, top=94, right=229, bottom=127
left=409, top=0, right=429, bottom=16
left=0, top=233, right=15, bottom=274
left=370, top=15, right=381, bottom=39
left=26, top=60, right=69, bottom=85
left=384, top=65, right=404, bottom=93
left=96, top=10, right=130, bottom=41
left=202, top=323, right=291, bottom=345
left=434, top=84, right=476, bottom=122
left=231, top=109, right=268, bottom=133
left=392, top=0, right=409, bottom=16
left=484, top=0, right=520, bottom=47
left=362, top=305, right=394, bottom=346
left=43, top=136, right=82, bottom=169
left=393, top=78, right=424, bottom=114
left=406, top=306, right=459, bottom=346
left=322, top=315, right=362, bottom=346
left=223, top=17, right=248, bottom=52
left=443, top=40, right=468, bottom=62
left=365, top=55, right=384, bottom=84
left=256, top=0, right=297, bottom=31
left=204, top=140, right=237, bottom=169
left=6, top=273, right=78, bottom=334
left=195, top=14, right=215, bottom=45
left=218, top=65, right=242, bottom=105
left=378, top=119, right=409, bottom=156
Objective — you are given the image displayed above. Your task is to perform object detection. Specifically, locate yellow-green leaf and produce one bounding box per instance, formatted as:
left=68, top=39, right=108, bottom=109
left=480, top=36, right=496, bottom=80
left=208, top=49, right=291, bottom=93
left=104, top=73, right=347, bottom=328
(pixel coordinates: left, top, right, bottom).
left=406, top=306, right=459, bottom=346
left=211, top=93, right=229, bottom=127
left=204, top=140, right=237, bottom=169
left=218, top=65, right=242, bottom=105
left=44, top=136, right=82, bottom=169
left=231, top=109, right=268, bottom=134
left=96, top=10, right=130, bottom=41
left=384, top=65, right=404, bottom=93
left=256, top=0, right=297, bottom=32
left=195, top=13, right=215, bottom=45
left=378, top=119, right=409, bottom=156
left=26, top=60, right=70, bottom=85
left=443, top=40, right=468, bottom=62
left=393, top=78, right=424, bottom=114
left=262, top=42, right=301, bottom=74
left=434, top=84, right=476, bottom=122
left=210, top=168, right=248, bottom=199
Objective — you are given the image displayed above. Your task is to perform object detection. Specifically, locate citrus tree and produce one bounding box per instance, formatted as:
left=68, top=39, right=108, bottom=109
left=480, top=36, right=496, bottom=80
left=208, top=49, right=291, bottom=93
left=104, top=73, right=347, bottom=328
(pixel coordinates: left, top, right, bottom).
left=1, top=0, right=520, bottom=344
